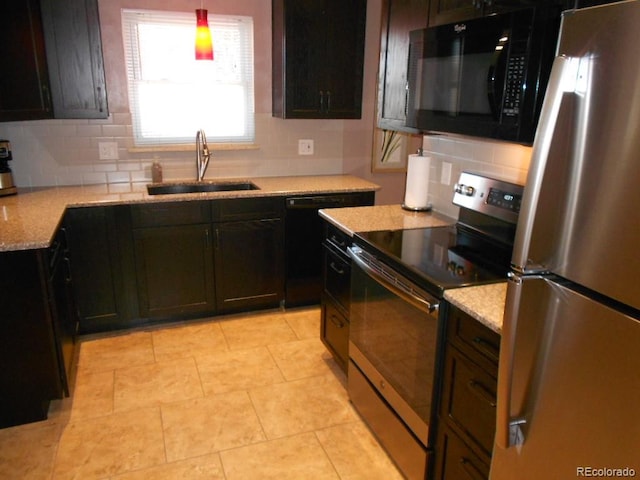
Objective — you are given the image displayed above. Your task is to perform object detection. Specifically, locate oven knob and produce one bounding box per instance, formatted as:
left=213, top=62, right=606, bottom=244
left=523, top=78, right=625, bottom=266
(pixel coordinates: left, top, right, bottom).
left=454, top=183, right=475, bottom=196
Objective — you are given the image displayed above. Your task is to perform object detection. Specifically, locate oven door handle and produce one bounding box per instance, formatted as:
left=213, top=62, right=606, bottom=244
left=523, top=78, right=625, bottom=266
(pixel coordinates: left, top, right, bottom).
left=348, top=246, right=439, bottom=316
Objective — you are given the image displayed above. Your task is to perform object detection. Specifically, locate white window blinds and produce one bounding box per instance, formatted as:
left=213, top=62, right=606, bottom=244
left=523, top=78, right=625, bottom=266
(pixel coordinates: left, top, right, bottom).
left=122, top=9, right=255, bottom=146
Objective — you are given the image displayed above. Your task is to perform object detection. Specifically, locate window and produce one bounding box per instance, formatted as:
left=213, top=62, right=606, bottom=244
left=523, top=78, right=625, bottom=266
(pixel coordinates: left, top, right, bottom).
left=122, top=9, right=254, bottom=146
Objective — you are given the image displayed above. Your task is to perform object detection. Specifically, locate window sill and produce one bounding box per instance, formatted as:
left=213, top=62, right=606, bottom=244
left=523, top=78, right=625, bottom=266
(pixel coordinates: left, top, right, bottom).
left=128, top=143, right=260, bottom=153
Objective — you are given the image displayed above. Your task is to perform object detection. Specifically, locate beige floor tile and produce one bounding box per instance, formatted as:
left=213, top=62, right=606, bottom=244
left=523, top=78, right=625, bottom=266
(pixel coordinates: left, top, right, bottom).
left=268, top=337, right=335, bottom=381
left=220, top=432, right=339, bottom=480
left=249, top=373, right=357, bottom=439
left=111, top=453, right=226, bottom=480
left=52, top=407, right=165, bottom=479
left=316, top=422, right=404, bottom=480
left=151, top=320, right=228, bottom=361
left=0, top=423, right=61, bottom=480
left=113, top=357, right=204, bottom=412
left=195, top=346, right=285, bottom=395
left=219, top=311, right=299, bottom=350
left=70, top=370, right=114, bottom=420
left=77, top=332, right=155, bottom=374
left=161, top=390, right=266, bottom=462
left=284, top=307, right=322, bottom=339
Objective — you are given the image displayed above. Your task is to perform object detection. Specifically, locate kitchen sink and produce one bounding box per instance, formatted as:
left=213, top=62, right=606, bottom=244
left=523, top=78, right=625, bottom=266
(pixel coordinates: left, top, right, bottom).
left=147, top=181, right=260, bottom=195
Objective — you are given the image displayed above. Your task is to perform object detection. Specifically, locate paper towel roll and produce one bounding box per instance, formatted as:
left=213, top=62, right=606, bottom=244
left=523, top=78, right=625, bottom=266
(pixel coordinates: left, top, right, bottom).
left=402, top=154, right=432, bottom=211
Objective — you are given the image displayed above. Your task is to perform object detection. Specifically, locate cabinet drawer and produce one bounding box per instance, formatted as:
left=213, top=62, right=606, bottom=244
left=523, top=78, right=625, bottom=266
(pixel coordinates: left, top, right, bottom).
left=211, top=196, right=284, bottom=222
left=435, top=424, right=489, bottom=480
left=441, top=346, right=497, bottom=456
left=324, top=222, right=350, bottom=254
left=323, top=244, right=351, bottom=312
left=131, top=201, right=210, bottom=227
left=447, top=305, right=500, bottom=370
left=321, top=298, right=349, bottom=371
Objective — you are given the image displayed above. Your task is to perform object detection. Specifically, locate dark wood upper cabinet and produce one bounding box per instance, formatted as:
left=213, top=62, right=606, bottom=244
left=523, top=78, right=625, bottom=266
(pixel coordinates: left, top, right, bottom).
left=40, top=0, right=108, bottom=119
left=272, top=0, right=367, bottom=119
left=0, top=0, right=53, bottom=122
left=377, top=0, right=429, bottom=131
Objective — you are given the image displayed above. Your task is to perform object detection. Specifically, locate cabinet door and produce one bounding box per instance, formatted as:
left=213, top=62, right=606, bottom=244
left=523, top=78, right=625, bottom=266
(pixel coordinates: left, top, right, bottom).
left=0, top=0, right=53, bottom=121
left=66, top=207, right=131, bottom=334
left=40, top=0, right=108, bottom=118
left=429, top=0, right=482, bottom=26
left=272, top=0, right=366, bottom=119
left=322, top=0, right=366, bottom=118
left=214, top=219, right=284, bottom=312
left=134, top=224, right=216, bottom=319
left=377, top=0, right=429, bottom=130
left=0, top=250, right=62, bottom=427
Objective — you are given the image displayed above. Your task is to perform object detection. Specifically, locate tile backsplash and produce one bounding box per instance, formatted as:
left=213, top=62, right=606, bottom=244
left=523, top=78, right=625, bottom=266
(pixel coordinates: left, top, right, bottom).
left=0, top=113, right=346, bottom=188
left=421, top=134, right=532, bottom=218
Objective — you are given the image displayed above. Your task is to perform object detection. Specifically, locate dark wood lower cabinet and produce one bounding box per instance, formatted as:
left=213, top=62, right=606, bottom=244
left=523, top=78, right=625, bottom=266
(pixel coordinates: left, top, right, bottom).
left=66, top=206, right=134, bottom=334
left=134, top=224, right=216, bottom=319
left=214, top=218, right=284, bottom=313
left=320, top=221, right=353, bottom=372
left=0, top=247, right=68, bottom=428
left=434, top=304, right=500, bottom=480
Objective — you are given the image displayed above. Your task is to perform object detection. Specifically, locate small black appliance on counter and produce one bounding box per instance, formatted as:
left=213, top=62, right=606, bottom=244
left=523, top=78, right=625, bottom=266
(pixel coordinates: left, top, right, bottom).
left=0, top=140, right=17, bottom=196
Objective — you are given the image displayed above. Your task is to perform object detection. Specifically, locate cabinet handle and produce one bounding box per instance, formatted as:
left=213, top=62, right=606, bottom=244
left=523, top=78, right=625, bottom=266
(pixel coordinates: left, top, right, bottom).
left=467, top=379, right=497, bottom=408
left=329, top=234, right=346, bottom=248
left=42, top=84, right=52, bottom=112
left=329, top=314, right=345, bottom=329
left=319, top=90, right=324, bottom=112
left=460, top=457, right=484, bottom=480
left=326, top=90, right=331, bottom=112
left=472, top=335, right=499, bottom=361
left=329, top=261, right=345, bottom=275
left=64, top=257, right=73, bottom=283
left=97, top=86, right=104, bottom=113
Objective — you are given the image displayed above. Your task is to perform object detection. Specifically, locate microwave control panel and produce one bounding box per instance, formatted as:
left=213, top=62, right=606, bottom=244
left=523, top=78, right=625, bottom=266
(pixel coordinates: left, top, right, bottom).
left=503, top=54, right=526, bottom=117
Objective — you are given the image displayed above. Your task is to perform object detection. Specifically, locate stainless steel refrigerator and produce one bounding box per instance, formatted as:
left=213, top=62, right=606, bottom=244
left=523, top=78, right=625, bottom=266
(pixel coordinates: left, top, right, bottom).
left=490, top=1, right=640, bottom=479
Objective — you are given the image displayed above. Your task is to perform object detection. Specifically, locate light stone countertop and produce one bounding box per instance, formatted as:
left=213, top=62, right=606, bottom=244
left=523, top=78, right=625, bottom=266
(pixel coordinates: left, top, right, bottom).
left=444, top=282, right=507, bottom=334
left=0, top=175, right=379, bottom=252
left=319, top=204, right=455, bottom=236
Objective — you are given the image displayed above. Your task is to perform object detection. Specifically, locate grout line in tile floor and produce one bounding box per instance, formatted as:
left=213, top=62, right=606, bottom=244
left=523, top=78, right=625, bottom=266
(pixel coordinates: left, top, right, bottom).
left=0, top=307, right=404, bottom=480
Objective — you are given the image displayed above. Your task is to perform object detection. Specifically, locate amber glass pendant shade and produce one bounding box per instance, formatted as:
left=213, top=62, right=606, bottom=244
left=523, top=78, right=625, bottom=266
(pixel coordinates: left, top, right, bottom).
left=195, top=8, right=213, bottom=60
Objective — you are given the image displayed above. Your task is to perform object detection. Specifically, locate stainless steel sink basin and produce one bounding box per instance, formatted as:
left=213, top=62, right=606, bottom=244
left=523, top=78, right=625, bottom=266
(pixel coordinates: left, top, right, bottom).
left=147, top=181, right=259, bottom=195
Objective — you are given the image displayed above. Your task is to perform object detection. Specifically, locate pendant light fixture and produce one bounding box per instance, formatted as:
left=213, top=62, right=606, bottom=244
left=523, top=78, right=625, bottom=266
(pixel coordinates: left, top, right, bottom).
left=195, top=3, right=213, bottom=60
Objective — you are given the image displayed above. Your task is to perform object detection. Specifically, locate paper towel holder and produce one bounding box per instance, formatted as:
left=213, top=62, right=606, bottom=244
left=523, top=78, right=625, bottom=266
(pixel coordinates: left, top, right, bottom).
left=401, top=203, right=432, bottom=212
left=402, top=148, right=432, bottom=212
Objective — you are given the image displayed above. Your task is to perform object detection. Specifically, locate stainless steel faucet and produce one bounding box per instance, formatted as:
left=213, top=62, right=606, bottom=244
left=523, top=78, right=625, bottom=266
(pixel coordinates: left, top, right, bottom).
left=196, top=129, right=211, bottom=181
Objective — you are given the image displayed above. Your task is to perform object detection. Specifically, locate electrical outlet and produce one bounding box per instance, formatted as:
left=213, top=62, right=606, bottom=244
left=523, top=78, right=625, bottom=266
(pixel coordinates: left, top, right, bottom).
left=98, top=142, right=119, bottom=160
left=441, top=161, right=452, bottom=185
left=298, top=139, right=314, bottom=155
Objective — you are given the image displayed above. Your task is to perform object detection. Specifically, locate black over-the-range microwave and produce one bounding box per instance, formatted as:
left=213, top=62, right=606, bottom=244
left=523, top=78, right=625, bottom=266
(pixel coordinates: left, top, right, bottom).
left=407, top=5, right=562, bottom=144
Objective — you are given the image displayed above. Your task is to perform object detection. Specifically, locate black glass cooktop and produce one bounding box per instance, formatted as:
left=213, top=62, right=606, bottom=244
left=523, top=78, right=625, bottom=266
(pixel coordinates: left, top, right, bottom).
left=353, top=225, right=512, bottom=297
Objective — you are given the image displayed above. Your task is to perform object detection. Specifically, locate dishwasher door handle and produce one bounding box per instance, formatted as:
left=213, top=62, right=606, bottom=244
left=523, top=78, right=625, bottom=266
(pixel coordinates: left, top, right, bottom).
left=348, top=246, right=439, bottom=317
left=286, top=196, right=346, bottom=209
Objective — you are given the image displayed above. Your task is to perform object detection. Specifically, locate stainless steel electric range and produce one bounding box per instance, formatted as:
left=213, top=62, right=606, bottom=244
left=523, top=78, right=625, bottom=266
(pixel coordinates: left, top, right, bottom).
left=347, top=172, right=523, bottom=479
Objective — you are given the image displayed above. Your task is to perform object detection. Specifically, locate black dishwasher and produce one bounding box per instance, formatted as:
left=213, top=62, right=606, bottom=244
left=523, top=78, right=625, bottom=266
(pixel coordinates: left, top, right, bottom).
left=284, top=192, right=374, bottom=306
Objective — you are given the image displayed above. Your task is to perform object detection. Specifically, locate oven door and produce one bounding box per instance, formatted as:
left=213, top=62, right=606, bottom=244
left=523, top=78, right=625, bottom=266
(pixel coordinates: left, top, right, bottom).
left=347, top=245, right=442, bottom=477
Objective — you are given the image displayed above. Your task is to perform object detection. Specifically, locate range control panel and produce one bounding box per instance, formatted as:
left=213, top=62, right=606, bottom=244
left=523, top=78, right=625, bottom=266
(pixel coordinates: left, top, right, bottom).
left=453, top=171, right=524, bottom=225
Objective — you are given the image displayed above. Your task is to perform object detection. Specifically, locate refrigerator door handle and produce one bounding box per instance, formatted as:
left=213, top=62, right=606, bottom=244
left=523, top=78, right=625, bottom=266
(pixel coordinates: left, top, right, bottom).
left=496, top=272, right=530, bottom=449
left=511, top=55, right=580, bottom=273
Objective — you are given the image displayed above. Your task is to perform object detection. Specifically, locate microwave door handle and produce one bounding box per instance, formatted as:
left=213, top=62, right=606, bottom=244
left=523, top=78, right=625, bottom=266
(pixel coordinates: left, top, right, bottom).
left=486, top=53, right=501, bottom=120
